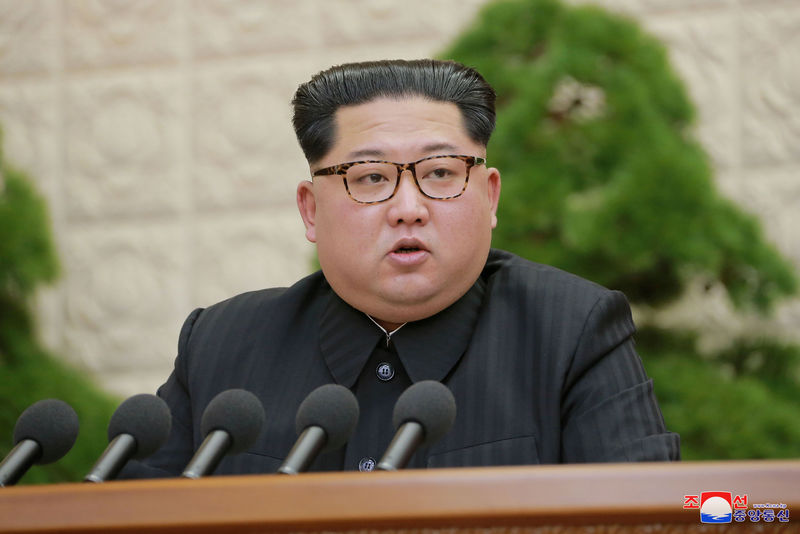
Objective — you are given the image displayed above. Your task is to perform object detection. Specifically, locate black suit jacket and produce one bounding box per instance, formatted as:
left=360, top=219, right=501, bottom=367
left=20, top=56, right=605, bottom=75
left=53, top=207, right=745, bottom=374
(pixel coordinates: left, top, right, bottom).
left=122, top=249, right=679, bottom=478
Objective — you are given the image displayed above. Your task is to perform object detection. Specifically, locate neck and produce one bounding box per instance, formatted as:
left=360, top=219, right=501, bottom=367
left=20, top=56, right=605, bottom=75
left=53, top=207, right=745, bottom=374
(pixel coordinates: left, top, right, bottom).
left=366, top=315, right=406, bottom=337
left=378, top=319, right=404, bottom=332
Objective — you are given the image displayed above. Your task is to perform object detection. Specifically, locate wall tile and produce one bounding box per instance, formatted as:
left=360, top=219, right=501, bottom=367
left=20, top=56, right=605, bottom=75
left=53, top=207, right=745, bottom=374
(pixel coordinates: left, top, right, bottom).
left=741, top=3, right=800, bottom=166
left=191, top=209, right=314, bottom=310
left=646, top=11, right=738, bottom=169
left=62, top=222, right=186, bottom=374
left=64, top=73, right=182, bottom=220
left=304, top=42, right=443, bottom=69
left=775, top=301, right=800, bottom=344
left=191, top=60, right=304, bottom=211
left=64, top=0, right=180, bottom=69
left=315, top=0, right=485, bottom=48
left=99, top=369, right=170, bottom=398
left=0, top=83, right=58, bottom=198
left=0, top=0, right=57, bottom=76
left=191, top=0, right=320, bottom=58
left=569, top=0, right=733, bottom=16
left=717, top=166, right=800, bottom=266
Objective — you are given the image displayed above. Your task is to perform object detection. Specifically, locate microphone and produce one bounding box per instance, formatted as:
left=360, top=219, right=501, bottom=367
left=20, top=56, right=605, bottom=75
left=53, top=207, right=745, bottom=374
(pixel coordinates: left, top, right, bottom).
left=84, top=394, right=171, bottom=483
left=277, top=384, right=359, bottom=475
left=181, top=389, right=265, bottom=478
left=0, top=399, right=79, bottom=487
left=376, top=380, right=456, bottom=471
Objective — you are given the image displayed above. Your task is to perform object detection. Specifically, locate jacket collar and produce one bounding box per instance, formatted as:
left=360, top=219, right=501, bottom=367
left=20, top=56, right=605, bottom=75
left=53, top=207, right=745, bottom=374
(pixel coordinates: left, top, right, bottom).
left=319, top=278, right=486, bottom=387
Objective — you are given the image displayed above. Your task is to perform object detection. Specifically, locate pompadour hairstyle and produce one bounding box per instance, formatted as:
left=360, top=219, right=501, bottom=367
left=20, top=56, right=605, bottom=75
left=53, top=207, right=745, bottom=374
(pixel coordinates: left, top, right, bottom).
left=291, top=59, right=496, bottom=164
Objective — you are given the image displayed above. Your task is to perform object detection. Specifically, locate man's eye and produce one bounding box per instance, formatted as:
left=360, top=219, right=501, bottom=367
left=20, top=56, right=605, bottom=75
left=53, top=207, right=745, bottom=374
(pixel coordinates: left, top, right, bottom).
left=423, top=168, right=453, bottom=180
left=355, top=173, right=389, bottom=185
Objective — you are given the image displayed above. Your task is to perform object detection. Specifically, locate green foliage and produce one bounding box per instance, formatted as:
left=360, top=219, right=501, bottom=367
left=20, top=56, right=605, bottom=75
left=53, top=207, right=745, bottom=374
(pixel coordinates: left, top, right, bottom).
left=0, top=144, right=58, bottom=301
left=714, top=337, right=800, bottom=398
left=0, top=128, right=119, bottom=484
left=644, top=347, right=800, bottom=460
left=636, top=327, right=800, bottom=459
left=442, top=0, right=797, bottom=312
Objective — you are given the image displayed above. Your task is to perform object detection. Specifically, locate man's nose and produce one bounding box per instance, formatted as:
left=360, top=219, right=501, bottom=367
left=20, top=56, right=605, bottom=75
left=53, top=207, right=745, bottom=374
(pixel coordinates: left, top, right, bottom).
left=387, top=169, right=429, bottom=225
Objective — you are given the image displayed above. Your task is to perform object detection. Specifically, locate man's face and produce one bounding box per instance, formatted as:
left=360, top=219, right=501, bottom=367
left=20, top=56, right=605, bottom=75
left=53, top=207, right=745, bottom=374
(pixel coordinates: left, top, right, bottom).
left=297, top=97, right=500, bottom=329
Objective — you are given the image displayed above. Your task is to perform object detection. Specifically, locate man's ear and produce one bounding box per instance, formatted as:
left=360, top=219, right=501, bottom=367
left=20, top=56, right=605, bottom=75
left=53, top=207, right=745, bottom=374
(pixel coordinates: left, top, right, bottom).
left=296, top=180, right=317, bottom=243
left=487, top=167, right=501, bottom=229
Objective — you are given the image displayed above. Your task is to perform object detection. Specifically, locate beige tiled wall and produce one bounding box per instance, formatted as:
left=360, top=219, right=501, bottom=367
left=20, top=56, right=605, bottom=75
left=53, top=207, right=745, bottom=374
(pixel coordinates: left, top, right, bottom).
left=1, top=0, right=798, bottom=395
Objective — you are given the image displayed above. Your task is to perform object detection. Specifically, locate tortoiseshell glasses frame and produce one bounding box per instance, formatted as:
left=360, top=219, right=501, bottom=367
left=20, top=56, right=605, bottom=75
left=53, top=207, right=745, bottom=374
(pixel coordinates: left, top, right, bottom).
left=311, top=154, right=486, bottom=204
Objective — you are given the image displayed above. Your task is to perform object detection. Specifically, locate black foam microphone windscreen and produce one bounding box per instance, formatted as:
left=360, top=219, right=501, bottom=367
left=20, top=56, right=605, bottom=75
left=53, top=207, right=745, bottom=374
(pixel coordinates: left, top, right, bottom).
left=1, top=399, right=79, bottom=486
left=181, top=389, right=266, bottom=478
left=13, top=399, right=79, bottom=464
left=294, top=384, right=359, bottom=451
left=108, top=393, right=172, bottom=459
left=392, top=380, right=456, bottom=446
left=376, top=381, right=456, bottom=471
left=83, top=393, right=173, bottom=483
left=200, top=389, right=266, bottom=454
left=277, top=384, right=360, bottom=475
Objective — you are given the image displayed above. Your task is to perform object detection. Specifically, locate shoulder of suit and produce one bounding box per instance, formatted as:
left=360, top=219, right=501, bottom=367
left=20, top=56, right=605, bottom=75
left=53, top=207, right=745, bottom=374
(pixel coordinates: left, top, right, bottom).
left=483, top=248, right=613, bottom=300
left=196, top=270, right=328, bottom=320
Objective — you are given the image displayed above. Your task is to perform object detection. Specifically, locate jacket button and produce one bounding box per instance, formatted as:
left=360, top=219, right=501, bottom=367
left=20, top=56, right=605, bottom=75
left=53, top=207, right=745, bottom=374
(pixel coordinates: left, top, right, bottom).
left=358, top=457, right=376, bottom=472
left=376, top=362, right=395, bottom=381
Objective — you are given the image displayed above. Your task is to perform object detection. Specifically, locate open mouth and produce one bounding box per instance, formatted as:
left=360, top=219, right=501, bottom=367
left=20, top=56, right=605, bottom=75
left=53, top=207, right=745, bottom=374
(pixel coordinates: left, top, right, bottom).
left=390, top=239, right=428, bottom=259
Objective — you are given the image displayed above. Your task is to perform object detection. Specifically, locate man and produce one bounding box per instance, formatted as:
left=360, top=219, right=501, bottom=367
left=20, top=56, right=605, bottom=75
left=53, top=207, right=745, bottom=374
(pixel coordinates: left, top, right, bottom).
left=124, top=59, right=679, bottom=478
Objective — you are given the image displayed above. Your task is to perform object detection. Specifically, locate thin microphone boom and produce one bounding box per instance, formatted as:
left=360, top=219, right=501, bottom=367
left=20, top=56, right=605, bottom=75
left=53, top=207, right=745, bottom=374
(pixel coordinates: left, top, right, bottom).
left=181, top=430, right=232, bottom=479
left=277, top=384, right=359, bottom=475
left=375, top=381, right=456, bottom=471
left=84, top=394, right=172, bottom=483
left=375, top=421, right=423, bottom=471
left=84, top=434, right=136, bottom=483
left=180, top=389, right=265, bottom=478
left=277, top=426, right=326, bottom=475
left=0, top=441, right=40, bottom=487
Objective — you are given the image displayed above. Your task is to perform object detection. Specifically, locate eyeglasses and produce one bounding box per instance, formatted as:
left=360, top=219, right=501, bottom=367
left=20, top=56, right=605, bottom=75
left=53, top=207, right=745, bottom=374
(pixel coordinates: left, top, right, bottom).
left=312, top=154, right=486, bottom=204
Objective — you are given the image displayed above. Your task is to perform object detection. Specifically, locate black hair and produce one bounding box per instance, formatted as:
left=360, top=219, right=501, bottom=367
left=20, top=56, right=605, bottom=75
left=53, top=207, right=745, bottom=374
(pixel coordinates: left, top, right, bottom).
left=291, top=59, right=496, bottom=164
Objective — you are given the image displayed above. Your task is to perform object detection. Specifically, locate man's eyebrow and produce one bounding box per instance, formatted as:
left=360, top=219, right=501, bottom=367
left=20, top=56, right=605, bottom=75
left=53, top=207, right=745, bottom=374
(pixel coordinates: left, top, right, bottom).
left=345, top=142, right=460, bottom=160
left=420, top=142, right=459, bottom=153
left=346, top=148, right=386, bottom=159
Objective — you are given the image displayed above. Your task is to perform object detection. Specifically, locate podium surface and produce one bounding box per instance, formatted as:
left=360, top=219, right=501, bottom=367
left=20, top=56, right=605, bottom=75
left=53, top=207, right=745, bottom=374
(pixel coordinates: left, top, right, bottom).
left=1, top=460, right=798, bottom=533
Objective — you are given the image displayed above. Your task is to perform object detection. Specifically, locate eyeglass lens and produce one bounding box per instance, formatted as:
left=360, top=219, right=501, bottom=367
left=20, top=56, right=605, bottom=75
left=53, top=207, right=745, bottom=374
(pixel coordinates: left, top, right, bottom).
left=345, top=157, right=469, bottom=203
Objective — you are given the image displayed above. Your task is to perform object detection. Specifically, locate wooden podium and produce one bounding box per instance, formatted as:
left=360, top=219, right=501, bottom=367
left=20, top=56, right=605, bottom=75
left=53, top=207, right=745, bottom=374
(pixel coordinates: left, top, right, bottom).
left=1, top=460, right=798, bottom=533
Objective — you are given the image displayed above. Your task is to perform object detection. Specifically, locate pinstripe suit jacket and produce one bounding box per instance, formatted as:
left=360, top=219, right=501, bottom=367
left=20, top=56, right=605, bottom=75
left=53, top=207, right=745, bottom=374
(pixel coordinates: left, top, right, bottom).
left=122, top=249, right=679, bottom=478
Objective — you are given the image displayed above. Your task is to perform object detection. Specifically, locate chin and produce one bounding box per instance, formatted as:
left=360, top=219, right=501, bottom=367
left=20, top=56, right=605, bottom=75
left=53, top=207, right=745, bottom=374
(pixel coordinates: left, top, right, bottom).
left=378, top=282, right=462, bottom=319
